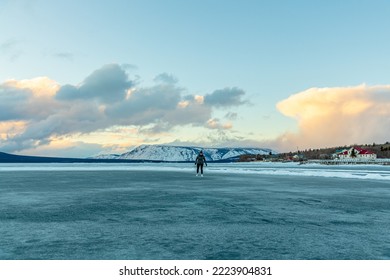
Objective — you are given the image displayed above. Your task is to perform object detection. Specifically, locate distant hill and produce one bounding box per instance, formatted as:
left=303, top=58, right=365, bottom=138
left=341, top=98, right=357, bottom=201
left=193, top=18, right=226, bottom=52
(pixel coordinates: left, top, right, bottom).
left=0, top=152, right=152, bottom=163
left=93, top=144, right=275, bottom=162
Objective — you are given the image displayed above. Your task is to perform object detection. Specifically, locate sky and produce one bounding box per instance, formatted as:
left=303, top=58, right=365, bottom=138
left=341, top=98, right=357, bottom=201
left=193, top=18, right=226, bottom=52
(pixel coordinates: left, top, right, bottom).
left=1, top=0, right=390, bottom=157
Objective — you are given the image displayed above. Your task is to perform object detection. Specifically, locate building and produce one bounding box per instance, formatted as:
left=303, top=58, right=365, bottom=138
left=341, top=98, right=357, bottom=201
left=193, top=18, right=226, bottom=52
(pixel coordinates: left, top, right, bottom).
left=332, top=147, right=377, bottom=160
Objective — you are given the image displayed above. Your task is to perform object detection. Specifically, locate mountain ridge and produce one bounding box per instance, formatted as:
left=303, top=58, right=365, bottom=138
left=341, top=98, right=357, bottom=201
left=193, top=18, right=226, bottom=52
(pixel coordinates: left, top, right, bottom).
left=0, top=145, right=276, bottom=163
left=93, top=144, right=275, bottom=162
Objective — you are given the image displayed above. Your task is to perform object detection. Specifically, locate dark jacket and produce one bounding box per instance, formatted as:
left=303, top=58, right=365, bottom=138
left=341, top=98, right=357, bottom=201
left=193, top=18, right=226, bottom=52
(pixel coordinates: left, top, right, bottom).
left=195, top=154, right=207, bottom=165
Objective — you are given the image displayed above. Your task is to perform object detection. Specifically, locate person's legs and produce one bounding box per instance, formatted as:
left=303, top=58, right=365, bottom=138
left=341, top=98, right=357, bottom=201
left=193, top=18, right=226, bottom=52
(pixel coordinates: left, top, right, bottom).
left=196, top=164, right=200, bottom=174
left=200, top=164, right=203, bottom=174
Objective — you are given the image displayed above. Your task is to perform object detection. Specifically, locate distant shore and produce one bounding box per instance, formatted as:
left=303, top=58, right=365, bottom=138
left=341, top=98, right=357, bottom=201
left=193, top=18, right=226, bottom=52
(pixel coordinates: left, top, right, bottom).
left=305, top=159, right=390, bottom=165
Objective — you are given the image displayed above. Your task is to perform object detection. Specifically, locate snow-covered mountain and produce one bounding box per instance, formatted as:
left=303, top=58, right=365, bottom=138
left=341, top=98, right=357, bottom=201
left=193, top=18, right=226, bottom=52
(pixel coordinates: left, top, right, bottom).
left=93, top=144, right=275, bottom=162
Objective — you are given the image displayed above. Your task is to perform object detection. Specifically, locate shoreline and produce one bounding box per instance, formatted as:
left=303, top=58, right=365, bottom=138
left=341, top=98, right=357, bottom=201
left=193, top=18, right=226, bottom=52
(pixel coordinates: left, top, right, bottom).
left=306, top=159, right=390, bottom=165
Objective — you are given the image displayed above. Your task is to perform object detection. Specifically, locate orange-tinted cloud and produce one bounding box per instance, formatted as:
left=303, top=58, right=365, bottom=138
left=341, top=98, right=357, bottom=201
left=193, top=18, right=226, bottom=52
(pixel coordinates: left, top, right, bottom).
left=0, top=121, right=27, bottom=140
left=5, top=77, right=60, bottom=97
left=206, top=118, right=233, bottom=130
left=275, top=84, right=390, bottom=151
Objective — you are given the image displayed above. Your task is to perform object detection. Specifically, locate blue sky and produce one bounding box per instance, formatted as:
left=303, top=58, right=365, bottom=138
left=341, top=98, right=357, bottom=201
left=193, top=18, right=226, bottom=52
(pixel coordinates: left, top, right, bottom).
left=1, top=0, right=390, bottom=157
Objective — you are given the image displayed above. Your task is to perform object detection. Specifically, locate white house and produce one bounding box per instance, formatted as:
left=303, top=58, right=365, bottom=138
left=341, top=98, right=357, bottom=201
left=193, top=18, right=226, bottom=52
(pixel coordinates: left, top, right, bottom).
left=333, top=147, right=377, bottom=160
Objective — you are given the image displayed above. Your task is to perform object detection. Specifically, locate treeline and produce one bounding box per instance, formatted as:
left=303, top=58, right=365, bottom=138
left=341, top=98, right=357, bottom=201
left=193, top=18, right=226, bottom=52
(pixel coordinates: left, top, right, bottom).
left=286, top=142, right=390, bottom=160
left=238, top=142, right=390, bottom=162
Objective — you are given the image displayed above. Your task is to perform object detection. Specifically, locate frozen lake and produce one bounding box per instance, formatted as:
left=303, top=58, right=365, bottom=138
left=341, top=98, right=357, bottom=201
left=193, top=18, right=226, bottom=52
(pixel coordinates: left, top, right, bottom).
left=1, top=162, right=390, bottom=259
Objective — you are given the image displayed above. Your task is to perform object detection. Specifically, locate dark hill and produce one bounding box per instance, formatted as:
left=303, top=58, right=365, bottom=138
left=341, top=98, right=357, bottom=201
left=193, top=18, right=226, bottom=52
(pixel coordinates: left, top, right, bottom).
left=0, top=152, right=150, bottom=163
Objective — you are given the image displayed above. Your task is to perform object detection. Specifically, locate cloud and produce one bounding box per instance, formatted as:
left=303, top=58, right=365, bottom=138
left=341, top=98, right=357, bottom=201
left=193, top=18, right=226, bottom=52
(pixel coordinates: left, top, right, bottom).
left=21, top=139, right=104, bottom=158
left=108, top=84, right=213, bottom=133
left=206, top=118, right=233, bottom=130
left=121, top=63, right=138, bottom=71
left=5, top=77, right=60, bottom=97
left=224, top=112, right=238, bottom=120
left=204, top=87, right=247, bottom=107
left=153, top=73, right=178, bottom=84
left=56, top=64, right=132, bottom=103
left=0, top=85, right=30, bottom=121
left=163, top=96, right=212, bottom=126
left=0, top=121, right=26, bottom=140
left=274, top=84, right=390, bottom=151
left=53, top=52, right=74, bottom=60
left=106, top=83, right=183, bottom=123
left=0, top=77, right=61, bottom=121
left=167, top=130, right=267, bottom=149
left=0, top=39, right=23, bottom=61
left=0, top=64, right=249, bottom=155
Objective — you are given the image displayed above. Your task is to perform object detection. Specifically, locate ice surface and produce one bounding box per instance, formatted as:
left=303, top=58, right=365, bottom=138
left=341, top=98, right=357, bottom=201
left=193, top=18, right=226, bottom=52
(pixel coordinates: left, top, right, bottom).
left=1, top=162, right=389, bottom=181
left=1, top=163, right=390, bottom=260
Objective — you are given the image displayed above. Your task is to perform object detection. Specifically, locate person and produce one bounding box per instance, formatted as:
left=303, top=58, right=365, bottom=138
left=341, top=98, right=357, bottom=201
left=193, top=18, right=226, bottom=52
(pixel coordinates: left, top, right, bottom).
left=195, top=151, right=207, bottom=177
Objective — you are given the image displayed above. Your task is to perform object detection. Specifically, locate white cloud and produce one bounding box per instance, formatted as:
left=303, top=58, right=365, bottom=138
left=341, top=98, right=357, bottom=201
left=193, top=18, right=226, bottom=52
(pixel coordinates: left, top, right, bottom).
left=274, top=84, right=390, bottom=151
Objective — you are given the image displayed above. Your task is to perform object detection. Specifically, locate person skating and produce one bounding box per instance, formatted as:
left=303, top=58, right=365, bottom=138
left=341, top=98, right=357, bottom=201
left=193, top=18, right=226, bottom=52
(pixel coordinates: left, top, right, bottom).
left=195, top=151, right=207, bottom=177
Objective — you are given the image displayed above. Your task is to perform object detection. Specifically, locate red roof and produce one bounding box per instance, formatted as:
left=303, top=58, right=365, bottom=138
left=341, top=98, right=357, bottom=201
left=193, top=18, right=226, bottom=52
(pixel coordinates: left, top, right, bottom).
left=353, top=147, right=375, bottom=155
left=337, top=147, right=375, bottom=155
